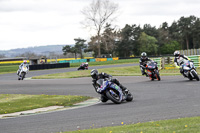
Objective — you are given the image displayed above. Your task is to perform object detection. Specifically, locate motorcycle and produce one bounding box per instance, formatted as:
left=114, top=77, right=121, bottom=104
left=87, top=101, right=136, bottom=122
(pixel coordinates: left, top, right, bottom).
left=146, top=61, right=161, bottom=81
left=181, top=60, right=199, bottom=81
left=94, top=79, right=133, bottom=104
left=18, top=64, right=29, bottom=80
left=77, top=63, right=88, bottom=70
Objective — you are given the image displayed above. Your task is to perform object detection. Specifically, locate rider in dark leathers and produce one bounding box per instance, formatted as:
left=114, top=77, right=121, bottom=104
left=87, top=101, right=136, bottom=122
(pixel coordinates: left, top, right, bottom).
left=139, top=52, right=152, bottom=76
left=91, top=69, right=128, bottom=92
left=90, top=69, right=128, bottom=102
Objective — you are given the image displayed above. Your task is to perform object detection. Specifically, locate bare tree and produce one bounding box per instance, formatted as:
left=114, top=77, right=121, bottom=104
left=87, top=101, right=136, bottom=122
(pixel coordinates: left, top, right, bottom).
left=81, top=0, right=119, bottom=57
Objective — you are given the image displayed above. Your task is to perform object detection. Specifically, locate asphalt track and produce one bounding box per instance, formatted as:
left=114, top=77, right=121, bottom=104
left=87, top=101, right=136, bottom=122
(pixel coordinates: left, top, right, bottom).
left=0, top=64, right=200, bottom=133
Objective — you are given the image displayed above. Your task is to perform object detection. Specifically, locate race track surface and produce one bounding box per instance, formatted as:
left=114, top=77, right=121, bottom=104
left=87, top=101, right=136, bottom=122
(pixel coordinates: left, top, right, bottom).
left=0, top=64, right=200, bottom=133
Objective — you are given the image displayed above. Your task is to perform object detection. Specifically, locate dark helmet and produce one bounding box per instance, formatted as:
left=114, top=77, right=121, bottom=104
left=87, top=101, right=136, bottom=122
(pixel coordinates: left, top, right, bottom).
left=91, top=69, right=98, bottom=79
left=141, top=52, right=147, bottom=59
left=174, top=51, right=180, bottom=58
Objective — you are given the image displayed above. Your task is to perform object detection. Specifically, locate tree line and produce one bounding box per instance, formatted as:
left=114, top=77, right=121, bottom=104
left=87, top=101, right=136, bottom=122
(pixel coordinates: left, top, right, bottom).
left=63, top=0, right=200, bottom=58
left=86, top=15, right=200, bottom=57
left=63, top=15, right=200, bottom=58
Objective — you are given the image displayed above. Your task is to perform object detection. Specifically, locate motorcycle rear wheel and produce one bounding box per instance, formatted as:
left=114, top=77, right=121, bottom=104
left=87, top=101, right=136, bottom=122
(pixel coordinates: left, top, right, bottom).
left=106, top=89, right=121, bottom=104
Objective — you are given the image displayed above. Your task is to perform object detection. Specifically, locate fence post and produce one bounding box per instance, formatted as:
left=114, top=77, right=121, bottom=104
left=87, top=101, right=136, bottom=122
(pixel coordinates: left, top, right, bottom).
left=161, top=57, right=165, bottom=69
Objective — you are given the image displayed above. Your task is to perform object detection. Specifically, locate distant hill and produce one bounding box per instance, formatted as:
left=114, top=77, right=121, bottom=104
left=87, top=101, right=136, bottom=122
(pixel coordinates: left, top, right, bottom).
left=0, top=45, right=73, bottom=57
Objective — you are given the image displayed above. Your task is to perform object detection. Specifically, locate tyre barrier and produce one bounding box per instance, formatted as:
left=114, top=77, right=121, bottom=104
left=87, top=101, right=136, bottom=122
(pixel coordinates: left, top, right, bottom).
left=29, top=63, right=70, bottom=70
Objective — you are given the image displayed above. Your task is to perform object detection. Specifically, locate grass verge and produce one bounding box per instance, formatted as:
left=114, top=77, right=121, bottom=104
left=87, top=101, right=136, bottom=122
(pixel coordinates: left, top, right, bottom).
left=64, top=116, right=200, bottom=133
left=0, top=65, right=19, bottom=74
left=0, top=59, right=138, bottom=74
left=32, top=66, right=200, bottom=79
left=0, top=94, right=91, bottom=114
left=70, top=59, right=139, bottom=68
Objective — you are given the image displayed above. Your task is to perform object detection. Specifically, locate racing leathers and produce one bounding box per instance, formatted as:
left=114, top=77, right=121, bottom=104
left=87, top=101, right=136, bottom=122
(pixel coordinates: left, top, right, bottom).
left=92, top=72, right=127, bottom=92
left=17, top=63, right=29, bottom=75
left=174, top=55, right=191, bottom=76
left=139, top=57, right=152, bottom=76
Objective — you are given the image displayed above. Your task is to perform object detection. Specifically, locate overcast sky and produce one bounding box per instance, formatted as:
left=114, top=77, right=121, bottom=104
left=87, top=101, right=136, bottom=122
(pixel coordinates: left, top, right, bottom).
left=0, top=0, right=199, bottom=50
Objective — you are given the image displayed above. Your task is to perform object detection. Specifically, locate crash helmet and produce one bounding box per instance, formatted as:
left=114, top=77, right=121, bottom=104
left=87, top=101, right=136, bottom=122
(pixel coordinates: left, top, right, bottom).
left=23, top=60, right=27, bottom=64
left=174, top=51, right=180, bottom=58
left=141, top=52, right=147, bottom=59
left=91, top=69, right=98, bottom=79
left=85, top=62, right=88, bottom=65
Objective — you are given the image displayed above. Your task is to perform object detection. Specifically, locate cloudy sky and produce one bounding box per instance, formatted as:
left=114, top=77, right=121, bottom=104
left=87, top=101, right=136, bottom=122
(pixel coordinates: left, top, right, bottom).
left=0, top=0, right=199, bottom=50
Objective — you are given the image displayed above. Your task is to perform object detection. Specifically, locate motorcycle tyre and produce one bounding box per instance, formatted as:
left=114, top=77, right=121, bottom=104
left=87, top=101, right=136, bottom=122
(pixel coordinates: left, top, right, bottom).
left=100, top=95, right=108, bottom=103
left=155, top=70, right=161, bottom=81
left=106, top=89, right=121, bottom=104
left=192, top=71, right=199, bottom=81
left=21, top=73, right=25, bottom=80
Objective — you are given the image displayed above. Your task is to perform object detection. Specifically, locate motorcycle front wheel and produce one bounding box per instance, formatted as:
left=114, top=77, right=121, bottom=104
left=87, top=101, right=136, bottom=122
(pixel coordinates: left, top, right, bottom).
left=21, top=73, right=25, bottom=80
left=106, top=89, right=121, bottom=104
left=191, top=71, right=199, bottom=81
left=155, top=70, right=161, bottom=81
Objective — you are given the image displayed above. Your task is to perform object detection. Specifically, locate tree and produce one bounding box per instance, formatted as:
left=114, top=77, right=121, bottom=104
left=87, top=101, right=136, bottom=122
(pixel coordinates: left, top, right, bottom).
left=157, top=22, right=171, bottom=55
left=138, top=32, right=158, bottom=55
left=81, top=0, right=119, bottom=57
left=0, top=54, right=6, bottom=58
left=160, top=41, right=180, bottom=55
left=101, top=23, right=119, bottom=55
left=62, top=45, right=78, bottom=59
left=74, top=38, right=87, bottom=59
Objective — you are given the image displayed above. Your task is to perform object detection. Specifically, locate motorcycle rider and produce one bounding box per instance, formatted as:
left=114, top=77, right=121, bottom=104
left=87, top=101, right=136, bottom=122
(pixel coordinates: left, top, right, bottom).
left=90, top=69, right=128, bottom=93
left=174, top=51, right=192, bottom=76
left=139, top=52, right=152, bottom=76
left=17, top=60, right=29, bottom=75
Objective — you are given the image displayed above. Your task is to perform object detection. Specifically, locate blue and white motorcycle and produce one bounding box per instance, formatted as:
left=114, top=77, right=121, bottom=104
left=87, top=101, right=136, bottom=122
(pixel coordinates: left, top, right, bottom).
left=94, top=79, right=133, bottom=104
left=181, top=60, right=199, bottom=81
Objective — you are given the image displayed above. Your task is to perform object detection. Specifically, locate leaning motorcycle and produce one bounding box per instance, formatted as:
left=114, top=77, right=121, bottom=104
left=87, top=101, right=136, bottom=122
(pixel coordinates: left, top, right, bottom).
left=77, top=64, right=88, bottom=70
left=181, top=60, right=199, bottom=81
left=94, top=79, right=133, bottom=104
left=146, top=61, right=161, bottom=81
left=18, top=64, right=28, bottom=80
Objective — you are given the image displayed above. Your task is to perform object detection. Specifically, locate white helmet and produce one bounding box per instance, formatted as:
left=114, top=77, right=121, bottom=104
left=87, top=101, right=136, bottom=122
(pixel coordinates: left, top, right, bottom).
left=85, top=62, right=88, bottom=65
left=174, top=51, right=180, bottom=58
left=141, top=52, right=147, bottom=59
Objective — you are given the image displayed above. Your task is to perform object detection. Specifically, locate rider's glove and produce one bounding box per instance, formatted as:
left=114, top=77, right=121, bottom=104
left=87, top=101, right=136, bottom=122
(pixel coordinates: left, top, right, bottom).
left=97, top=88, right=101, bottom=93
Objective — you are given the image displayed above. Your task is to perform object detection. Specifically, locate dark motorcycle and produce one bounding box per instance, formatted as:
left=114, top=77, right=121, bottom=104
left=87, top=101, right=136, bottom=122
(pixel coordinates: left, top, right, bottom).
left=181, top=60, right=199, bottom=81
left=94, top=79, right=133, bottom=104
left=77, top=63, right=88, bottom=70
left=146, top=61, right=161, bottom=81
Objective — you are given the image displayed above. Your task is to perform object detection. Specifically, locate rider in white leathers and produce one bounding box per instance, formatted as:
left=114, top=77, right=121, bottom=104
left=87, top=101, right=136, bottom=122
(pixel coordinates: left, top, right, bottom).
left=174, top=51, right=192, bottom=76
left=17, top=60, right=29, bottom=75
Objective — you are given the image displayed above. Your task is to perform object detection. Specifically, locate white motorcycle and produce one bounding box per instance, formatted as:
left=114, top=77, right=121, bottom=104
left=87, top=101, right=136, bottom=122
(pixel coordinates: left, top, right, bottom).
left=181, top=60, right=199, bottom=81
left=17, top=64, right=29, bottom=80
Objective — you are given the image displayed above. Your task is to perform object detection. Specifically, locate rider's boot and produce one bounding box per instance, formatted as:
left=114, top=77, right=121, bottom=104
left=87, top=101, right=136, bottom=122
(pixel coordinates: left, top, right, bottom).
left=119, top=84, right=129, bottom=94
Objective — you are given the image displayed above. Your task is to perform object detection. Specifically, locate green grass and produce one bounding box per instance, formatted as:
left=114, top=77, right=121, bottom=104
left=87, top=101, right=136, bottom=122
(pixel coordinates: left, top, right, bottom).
left=0, top=65, right=19, bottom=74
left=0, top=59, right=138, bottom=74
left=70, top=59, right=139, bottom=68
left=63, top=116, right=200, bottom=133
left=0, top=94, right=91, bottom=114
left=32, top=66, right=200, bottom=79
